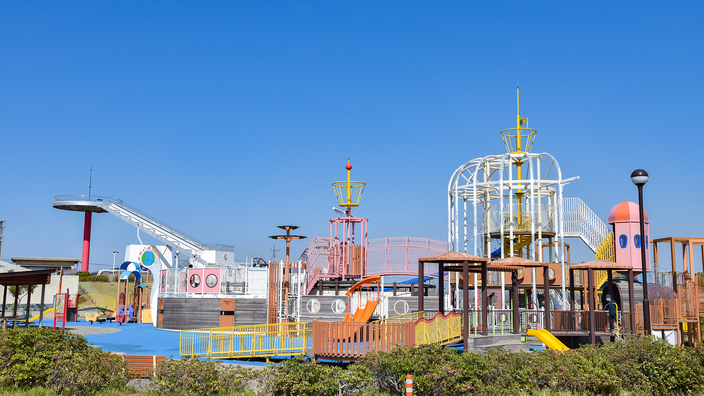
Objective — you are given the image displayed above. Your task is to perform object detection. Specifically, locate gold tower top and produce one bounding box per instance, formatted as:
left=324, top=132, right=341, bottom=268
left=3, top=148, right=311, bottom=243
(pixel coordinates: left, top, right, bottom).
left=501, top=87, right=537, bottom=154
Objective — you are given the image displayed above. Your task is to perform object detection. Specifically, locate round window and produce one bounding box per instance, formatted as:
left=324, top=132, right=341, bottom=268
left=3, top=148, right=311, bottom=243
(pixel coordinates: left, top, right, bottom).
left=394, top=300, right=409, bottom=315
left=189, top=274, right=201, bottom=288
left=205, top=274, right=218, bottom=288
left=306, top=299, right=320, bottom=313
left=161, top=275, right=165, bottom=288
left=634, top=234, right=641, bottom=249
left=331, top=299, right=347, bottom=314
left=619, top=234, right=628, bottom=249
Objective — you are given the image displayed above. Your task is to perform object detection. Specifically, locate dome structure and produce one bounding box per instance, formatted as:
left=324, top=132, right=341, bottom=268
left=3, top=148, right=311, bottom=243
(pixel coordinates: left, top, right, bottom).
left=608, top=201, right=648, bottom=224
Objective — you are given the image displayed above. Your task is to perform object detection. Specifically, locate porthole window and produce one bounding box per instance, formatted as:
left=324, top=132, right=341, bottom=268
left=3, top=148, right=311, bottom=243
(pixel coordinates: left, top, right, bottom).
left=634, top=234, right=641, bottom=249
left=205, top=274, right=218, bottom=288
left=189, top=274, right=201, bottom=288
left=332, top=299, right=347, bottom=314
left=161, top=275, right=166, bottom=288
left=619, top=234, right=628, bottom=249
left=394, top=300, right=409, bottom=315
left=306, top=299, right=320, bottom=314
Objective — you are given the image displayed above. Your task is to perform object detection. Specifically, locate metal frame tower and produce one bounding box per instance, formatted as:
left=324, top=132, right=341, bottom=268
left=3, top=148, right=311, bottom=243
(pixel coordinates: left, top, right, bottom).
left=447, top=89, right=576, bottom=308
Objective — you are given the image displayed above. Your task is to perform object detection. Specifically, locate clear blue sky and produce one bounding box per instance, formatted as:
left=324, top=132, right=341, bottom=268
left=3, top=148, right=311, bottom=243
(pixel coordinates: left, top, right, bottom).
left=1, top=2, right=702, bottom=270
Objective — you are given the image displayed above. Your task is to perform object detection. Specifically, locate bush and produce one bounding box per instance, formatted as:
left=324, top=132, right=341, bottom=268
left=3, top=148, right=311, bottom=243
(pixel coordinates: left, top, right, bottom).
left=596, top=334, right=704, bottom=395
left=263, top=354, right=371, bottom=396
left=0, top=327, right=128, bottom=394
left=153, top=356, right=257, bottom=395
left=78, top=272, right=110, bottom=282
left=362, top=343, right=471, bottom=395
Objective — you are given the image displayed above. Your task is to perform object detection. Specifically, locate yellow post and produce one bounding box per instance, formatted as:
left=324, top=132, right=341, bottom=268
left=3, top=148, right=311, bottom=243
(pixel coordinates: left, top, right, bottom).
left=346, top=160, right=352, bottom=206
left=515, top=87, right=524, bottom=255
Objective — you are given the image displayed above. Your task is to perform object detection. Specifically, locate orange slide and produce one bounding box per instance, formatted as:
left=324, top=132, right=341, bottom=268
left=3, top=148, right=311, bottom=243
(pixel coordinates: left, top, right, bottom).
left=338, top=300, right=379, bottom=339
left=344, top=299, right=379, bottom=322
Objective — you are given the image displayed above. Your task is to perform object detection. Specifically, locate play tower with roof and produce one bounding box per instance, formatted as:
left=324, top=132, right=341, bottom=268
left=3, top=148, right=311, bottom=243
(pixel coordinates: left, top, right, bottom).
left=447, top=89, right=576, bottom=310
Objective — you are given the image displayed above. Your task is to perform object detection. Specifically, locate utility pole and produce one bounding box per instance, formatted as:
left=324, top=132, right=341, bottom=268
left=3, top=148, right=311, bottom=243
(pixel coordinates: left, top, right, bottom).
left=0, top=219, right=4, bottom=259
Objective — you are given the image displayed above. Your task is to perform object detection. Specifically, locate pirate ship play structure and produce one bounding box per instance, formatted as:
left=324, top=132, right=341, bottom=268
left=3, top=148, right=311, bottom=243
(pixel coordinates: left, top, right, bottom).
left=54, top=92, right=703, bottom=359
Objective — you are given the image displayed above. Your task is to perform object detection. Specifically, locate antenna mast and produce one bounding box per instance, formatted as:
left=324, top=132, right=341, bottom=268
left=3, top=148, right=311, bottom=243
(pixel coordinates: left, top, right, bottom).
left=88, top=166, right=93, bottom=200
left=0, top=219, right=4, bottom=259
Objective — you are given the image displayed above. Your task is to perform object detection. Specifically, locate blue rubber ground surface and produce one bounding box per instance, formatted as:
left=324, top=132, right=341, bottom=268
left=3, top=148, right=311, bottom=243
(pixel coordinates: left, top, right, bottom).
left=42, top=320, right=268, bottom=367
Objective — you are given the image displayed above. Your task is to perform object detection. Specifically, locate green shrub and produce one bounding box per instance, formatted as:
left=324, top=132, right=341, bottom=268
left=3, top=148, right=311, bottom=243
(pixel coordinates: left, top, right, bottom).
left=262, top=354, right=370, bottom=396
left=78, top=272, right=110, bottom=282
left=153, top=356, right=257, bottom=395
left=362, top=343, right=470, bottom=395
left=0, top=327, right=128, bottom=394
left=595, top=334, right=704, bottom=395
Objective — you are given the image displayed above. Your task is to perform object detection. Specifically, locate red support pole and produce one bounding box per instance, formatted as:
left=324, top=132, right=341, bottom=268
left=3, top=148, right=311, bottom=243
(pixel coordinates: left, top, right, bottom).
left=81, top=212, right=92, bottom=273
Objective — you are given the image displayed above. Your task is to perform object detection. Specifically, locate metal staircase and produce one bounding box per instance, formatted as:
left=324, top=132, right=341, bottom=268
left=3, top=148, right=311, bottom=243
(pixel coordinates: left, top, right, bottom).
left=562, top=197, right=610, bottom=253
left=54, top=195, right=231, bottom=264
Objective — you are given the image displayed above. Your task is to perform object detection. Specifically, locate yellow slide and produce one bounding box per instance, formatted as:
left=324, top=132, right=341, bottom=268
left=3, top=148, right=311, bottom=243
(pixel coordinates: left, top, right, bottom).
left=527, top=329, right=569, bottom=351
left=27, top=308, right=55, bottom=323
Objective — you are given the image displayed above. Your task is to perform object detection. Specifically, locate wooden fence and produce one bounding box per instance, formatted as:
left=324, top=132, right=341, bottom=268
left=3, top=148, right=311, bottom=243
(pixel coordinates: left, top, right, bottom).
left=312, top=320, right=414, bottom=359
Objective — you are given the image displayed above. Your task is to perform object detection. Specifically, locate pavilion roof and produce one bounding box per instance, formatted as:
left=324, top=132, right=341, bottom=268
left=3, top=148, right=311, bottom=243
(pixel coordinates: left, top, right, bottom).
left=0, top=269, right=54, bottom=286
left=489, top=256, right=549, bottom=268
left=570, top=260, right=634, bottom=271
left=418, top=250, right=488, bottom=263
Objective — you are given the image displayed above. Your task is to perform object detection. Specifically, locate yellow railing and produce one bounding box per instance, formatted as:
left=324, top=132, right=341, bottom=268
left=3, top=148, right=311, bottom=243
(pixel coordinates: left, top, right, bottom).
left=374, top=311, right=425, bottom=324
left=180, top=322, right=311, bottom=359
left=77, top=294, right=116, bottom=312
left=595, top=231, right=615, bottom=262
left=414, top=312, right=463, bottom=345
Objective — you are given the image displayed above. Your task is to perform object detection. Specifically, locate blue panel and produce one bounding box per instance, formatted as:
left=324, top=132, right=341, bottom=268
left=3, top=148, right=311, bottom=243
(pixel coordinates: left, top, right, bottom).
left=619, top=234, right=628, bottom=249
left=634, top=234, right=641, bottom=249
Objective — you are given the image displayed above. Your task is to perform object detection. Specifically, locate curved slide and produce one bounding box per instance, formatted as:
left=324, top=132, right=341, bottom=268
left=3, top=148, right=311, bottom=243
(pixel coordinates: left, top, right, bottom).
left=527, top=329, right=569, bottom=351
left=344, top=300, right=379, bottom=323
left=27, top=308, right=56, bottom=323
left=338, top=300, right=379, bottom=339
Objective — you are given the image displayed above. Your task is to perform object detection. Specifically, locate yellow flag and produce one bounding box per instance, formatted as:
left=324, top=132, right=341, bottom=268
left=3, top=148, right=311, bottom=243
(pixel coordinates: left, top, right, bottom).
left=519, top=117, right=528, bottom=127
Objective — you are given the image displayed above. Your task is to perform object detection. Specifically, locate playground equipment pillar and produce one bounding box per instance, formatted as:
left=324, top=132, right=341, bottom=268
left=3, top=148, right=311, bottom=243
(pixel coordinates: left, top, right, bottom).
left=588, top=268, right=595, bottom=344
left=543, top=266, right=551, bottom=331
left=418, top=261, right=424, bottom=311
left=39, top=284, right=45, bottom=328
left=512, top=269, right=519, bottom=334
left=607, top=271, right=614, bottom=303
left=12, top=285, right=19, bottom=329
left=1, top=286, right=6, bottom=318
left=627, top=269, right=636, bottom=333
left=81, top=212, right=92, bottom=273
left=569, top=268, right=576, bottom=330
left=24, top=285, right=31, bottom=328
left=438, top=263, right=445, bottom=314
left=481, top=261, right=488, bottom=336
left=463, top=261, right=469, bottom=351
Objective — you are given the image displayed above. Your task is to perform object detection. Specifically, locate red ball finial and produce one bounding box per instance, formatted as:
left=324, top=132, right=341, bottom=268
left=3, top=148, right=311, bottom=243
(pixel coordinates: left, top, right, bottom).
left=346, top=163, right=352, bottom=170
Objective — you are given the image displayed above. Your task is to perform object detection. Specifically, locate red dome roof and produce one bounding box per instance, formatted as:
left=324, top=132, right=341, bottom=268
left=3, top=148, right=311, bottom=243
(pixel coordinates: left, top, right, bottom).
left=608, top=201, right=648, bottom=224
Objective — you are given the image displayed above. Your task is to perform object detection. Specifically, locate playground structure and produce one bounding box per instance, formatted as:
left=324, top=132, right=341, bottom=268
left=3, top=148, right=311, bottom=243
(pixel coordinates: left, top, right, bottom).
left=45, top=93, right=704, bottom=360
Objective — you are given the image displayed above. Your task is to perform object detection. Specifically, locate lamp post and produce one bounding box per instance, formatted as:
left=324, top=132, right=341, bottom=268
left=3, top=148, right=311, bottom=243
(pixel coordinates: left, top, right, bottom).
left=631, top=169, right=651, bottom=335
left=112, top=250, right=119, bottom=271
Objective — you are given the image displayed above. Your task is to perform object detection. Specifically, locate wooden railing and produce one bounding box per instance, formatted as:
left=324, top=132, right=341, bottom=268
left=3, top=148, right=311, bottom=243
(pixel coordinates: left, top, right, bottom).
left=312, top=320, right=414, bottom=359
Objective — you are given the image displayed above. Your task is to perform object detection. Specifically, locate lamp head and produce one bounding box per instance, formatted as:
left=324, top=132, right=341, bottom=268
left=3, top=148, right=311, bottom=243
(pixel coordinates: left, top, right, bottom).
left=631, top=169, right=649, bottom=186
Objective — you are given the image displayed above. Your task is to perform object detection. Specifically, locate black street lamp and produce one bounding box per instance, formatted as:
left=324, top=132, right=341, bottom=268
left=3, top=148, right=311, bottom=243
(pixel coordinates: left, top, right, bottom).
left=631, top=169, right=651, bottom=335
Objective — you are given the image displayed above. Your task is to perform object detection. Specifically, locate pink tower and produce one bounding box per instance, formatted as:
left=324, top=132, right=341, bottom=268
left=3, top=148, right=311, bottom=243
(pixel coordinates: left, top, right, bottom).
left=330, top=161, right=368, bottom=280
left=608, top=201, right=650, bottom=271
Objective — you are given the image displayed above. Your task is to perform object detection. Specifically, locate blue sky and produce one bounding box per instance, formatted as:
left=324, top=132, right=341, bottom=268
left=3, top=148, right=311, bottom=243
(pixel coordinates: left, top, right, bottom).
left=1, top=2, right=702, bottom=270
